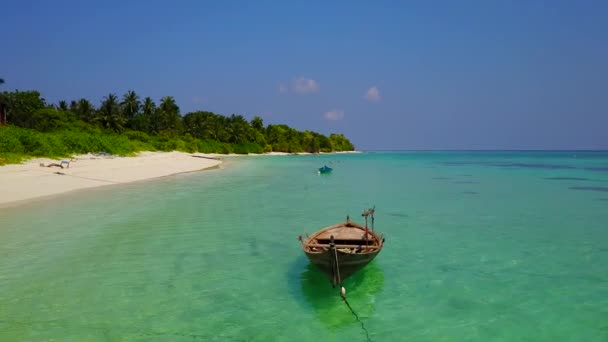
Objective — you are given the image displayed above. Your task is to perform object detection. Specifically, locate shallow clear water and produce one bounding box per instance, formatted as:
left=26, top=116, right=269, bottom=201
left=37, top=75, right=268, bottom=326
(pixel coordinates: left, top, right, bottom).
left=1, top=151, right=608, bottom=341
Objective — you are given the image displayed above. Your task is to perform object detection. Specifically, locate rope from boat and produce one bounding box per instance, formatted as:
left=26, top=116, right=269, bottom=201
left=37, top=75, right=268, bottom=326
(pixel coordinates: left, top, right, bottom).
left=342, top=296, right=371, bottom=342
left=332, top=246, right=372, bottom=342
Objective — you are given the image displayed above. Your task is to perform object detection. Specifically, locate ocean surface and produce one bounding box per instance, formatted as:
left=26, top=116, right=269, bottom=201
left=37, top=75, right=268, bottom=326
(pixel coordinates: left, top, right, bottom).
left=1, top=151, right=607, bottom=341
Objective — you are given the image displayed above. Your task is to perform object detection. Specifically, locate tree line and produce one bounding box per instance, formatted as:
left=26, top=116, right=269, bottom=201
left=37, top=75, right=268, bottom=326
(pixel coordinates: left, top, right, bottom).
left=0, top=88, right=355, bottom=163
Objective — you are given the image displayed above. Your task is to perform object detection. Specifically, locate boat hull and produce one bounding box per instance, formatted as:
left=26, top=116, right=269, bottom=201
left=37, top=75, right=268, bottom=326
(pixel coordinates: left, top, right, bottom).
left=318, top=166, right=332, bottom=174
left=300, top=217, right=384, bottom=287
left=304, top=247, right=381, bottom=286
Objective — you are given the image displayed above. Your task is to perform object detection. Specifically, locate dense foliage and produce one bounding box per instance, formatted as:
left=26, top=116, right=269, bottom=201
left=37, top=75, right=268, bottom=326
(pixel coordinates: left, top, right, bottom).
left=0, top=89, right=354, bottom=165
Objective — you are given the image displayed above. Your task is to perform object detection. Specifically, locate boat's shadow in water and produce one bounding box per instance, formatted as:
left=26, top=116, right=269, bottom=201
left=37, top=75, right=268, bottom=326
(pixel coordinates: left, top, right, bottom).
left=288, top=256, right=385, bottom=330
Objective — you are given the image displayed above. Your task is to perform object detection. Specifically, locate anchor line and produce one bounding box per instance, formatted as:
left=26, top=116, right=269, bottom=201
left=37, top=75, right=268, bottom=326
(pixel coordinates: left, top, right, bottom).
left=331, top=243, right=372, bottom=342
left=342, top=296, right=371, bottom=342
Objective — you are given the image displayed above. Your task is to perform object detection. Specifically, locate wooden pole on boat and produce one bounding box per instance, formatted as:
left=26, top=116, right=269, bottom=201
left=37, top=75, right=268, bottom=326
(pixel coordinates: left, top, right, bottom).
left=362, top=209, right=369, bottom=246
left=371, top=210, right=375, bottom=233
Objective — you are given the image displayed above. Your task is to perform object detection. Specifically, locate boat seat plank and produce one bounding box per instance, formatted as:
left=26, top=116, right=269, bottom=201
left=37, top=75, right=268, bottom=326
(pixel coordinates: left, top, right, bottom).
left=306, top=243, right=379, bottom=249
left=316, top=229, right=373, bottom=240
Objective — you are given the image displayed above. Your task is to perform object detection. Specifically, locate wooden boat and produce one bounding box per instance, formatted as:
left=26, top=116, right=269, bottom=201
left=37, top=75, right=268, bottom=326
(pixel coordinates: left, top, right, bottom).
left=318, top=165, right=333, bottom=174
left=299, top=208, right=384, bottom=287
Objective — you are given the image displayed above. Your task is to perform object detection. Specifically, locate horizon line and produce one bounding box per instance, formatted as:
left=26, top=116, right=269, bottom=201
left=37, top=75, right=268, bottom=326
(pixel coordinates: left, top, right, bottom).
left=359, top=149, right=608, bottom=152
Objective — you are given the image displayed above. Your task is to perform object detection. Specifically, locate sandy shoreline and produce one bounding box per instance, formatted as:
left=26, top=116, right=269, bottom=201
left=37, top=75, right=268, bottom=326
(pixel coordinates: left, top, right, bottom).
left=0, top=150, right=362, bottom=207
left=0, top=151, right=223, bottom=208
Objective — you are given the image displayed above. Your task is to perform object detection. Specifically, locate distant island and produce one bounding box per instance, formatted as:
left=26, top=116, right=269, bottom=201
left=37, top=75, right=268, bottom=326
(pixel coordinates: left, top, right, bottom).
left=0, top=89, right=355, bottom=165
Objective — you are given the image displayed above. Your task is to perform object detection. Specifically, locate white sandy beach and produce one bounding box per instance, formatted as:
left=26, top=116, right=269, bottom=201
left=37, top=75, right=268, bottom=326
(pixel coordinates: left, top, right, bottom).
left=0, top=150, right=362, bottom=207
left=0, top=151, right=223, bottom=207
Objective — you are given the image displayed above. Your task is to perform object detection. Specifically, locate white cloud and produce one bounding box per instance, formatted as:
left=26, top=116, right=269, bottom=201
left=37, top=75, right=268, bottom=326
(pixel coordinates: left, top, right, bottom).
left=277, top=76, right=320, bottom=95
left=324, top=109, right=344, bottom=121
left=293, top=77, right=319, bottom=94
left=365, top=86, right=381, bottom=102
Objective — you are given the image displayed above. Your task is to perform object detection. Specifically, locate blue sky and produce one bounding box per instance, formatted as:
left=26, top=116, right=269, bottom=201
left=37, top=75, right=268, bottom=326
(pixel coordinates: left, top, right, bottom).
left=2, top=0, right=607, bottom=150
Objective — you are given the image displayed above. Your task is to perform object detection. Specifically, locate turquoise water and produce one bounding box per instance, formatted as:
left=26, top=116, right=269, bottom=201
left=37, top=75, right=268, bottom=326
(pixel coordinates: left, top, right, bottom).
left=1, top=151, right=608, bottom=341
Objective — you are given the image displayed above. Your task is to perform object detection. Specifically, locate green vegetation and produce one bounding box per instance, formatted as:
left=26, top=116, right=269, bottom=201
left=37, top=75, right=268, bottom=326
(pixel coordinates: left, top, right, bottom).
left=0, top=89, right=354, bottom=165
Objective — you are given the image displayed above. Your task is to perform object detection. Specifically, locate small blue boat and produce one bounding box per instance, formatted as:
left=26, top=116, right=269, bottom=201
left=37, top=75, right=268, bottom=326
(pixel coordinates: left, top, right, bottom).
left=318, top=165, right=333, bottom=174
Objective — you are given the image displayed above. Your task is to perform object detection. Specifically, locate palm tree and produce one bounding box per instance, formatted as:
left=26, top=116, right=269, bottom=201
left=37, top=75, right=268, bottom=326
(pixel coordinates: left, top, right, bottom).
left=251, top=116, right=264, bottom=132
left=183, top=111, right=218, bottom=139
left=95, top=93, right=126, bottom=132
left=208, top=115, right=229, bottom=142
left=121, top=90, right=140, bottom=122
left=69, top=100, right=78, bottom=112
left=159, top=96, right=179, bottom=115
left=57, top=100, right=68, bottom=111
left=142, top=97, right=156, bottom=116
left=76, top=98, right=94, bottom=122
left=157, top=96, right=182, bottom=134
left=227, top=114, right=251, bottom=144
left=136, top=97, right=157, bottom=133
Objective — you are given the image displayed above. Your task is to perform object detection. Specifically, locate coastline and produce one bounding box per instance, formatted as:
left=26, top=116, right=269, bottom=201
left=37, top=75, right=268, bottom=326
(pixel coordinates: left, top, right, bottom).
left=221, top=151, right=362, bottom=156
left=0, top=151, right=223, bottom=208
left=0, top=150, right=362, bottom=208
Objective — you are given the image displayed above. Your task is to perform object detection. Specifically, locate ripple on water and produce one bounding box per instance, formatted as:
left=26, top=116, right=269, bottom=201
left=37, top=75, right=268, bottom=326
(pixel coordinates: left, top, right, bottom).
left=386, top=212, right=409, bottom=218
left=569, top=186, right=608, bottom=193
left=443, top=161, right=577, bottom=170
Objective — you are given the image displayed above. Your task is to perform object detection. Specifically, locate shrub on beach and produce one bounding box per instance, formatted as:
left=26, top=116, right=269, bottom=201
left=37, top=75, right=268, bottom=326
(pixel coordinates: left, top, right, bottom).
left=123, top=130, right=152, bottom=143
left=196, top=139, right=231, bottom=154
left=0, top=153, right=25, bottom=166
left=0, top=123, right=354, bottom=164
left=13, top=128, right=66, bottom=156
left=0, top=127, right=25, bottom=153
left=1, top=125, right=136, bottom=159
left=232, top=142, right=264, bottom=154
